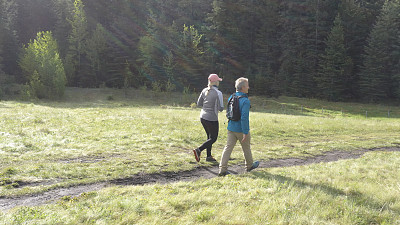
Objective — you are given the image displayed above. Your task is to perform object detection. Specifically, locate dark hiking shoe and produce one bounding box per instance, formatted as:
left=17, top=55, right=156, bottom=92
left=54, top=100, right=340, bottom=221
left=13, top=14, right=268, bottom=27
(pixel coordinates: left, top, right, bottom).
left=218, top=171, right=231, bottom=177
left=247, top=161, right=259, bottom=172
left=193, top=148, right=201, bottom=162
left=206, top=156, right=217, bottom=162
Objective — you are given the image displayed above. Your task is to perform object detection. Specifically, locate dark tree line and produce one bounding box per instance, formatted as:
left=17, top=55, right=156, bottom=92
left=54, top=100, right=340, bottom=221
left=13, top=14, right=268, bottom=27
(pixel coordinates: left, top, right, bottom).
left=0, top=0, right=399, bottom=102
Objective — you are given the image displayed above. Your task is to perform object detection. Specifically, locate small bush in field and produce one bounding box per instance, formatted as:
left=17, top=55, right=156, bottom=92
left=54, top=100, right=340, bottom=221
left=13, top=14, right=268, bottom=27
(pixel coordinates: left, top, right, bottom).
left=19, top=31, right=66, bottom=99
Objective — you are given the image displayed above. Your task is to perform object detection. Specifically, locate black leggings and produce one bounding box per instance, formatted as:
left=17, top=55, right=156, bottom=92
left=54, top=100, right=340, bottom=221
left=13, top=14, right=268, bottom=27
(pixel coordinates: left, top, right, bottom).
left=199, top=118, right=219, bottom=157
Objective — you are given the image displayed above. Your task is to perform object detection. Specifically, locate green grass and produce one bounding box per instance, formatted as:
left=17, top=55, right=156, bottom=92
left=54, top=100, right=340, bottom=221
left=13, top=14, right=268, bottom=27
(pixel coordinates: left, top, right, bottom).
left=1, top=151, right=399, bottom=224
left=0, top=89, right=400, bottom=185
left=2, top=88, right=400, bottom=223
left=1, top=88, right=400, bottom=197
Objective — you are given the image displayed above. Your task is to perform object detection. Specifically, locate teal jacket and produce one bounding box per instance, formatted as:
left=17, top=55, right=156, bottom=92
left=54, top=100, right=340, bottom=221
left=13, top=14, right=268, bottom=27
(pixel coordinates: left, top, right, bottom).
left=227, top=92, right=250, bottom=134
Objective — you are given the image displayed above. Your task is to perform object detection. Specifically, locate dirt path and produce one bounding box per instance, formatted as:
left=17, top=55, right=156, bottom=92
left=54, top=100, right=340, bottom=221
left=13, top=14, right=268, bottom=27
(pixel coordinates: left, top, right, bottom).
left=1, top=147, right=399, bottom=212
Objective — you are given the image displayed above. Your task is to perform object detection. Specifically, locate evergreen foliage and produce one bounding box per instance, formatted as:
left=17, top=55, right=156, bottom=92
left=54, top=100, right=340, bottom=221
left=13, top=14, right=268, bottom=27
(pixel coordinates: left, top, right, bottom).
left=0, top=5, right=5, bottom=75
left=278, top=0, right=331, bottom=98
left=0, top=0, right=19, bottom=79
left=19, top=31, right=66, bottom=99
left=177, top=24, right=205, bottom=88
left=65, top=0, right=88, bottom=86
left=359, top=0, right=400, bottom=102
left=53, top=0, right=73, bottom=58
left=1, top=0, right=398, bottom=102
left=85, top=23, right=107, bottom=87
left=317, top=14, right=353, bottom=101
left=253, top=1, right=281, bottom=97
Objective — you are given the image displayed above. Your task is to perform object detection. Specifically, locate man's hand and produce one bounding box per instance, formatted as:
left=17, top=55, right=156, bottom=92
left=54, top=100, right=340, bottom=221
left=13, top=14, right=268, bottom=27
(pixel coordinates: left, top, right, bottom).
left=241, top=133, right=248, bottom=143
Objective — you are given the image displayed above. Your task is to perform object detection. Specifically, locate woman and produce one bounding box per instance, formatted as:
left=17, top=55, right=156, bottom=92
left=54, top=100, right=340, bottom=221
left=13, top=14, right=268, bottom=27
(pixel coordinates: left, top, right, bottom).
left=193, top=74, right=224, bottom=162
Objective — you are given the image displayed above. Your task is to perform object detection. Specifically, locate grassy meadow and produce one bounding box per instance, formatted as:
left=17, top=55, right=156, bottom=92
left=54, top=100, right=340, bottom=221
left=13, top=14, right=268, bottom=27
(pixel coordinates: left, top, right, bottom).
left=2, top=151, right=400, bottom=224
left=1, top=87, right=400, bottom=224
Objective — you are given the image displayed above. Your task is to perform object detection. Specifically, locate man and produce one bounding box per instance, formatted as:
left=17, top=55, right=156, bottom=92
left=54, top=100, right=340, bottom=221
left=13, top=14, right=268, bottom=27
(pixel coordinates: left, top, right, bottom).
left=219, top=77, right=259, bottom=176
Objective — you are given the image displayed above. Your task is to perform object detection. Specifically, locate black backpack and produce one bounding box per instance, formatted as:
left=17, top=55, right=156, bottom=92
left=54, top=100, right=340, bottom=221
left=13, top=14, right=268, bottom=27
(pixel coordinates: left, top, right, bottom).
left=226, top=93, right=245, bottom=121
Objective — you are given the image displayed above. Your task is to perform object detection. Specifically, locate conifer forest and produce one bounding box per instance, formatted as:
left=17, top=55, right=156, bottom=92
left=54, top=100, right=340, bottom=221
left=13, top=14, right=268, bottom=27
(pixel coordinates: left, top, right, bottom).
left=0, top=0, right=399, bottom=102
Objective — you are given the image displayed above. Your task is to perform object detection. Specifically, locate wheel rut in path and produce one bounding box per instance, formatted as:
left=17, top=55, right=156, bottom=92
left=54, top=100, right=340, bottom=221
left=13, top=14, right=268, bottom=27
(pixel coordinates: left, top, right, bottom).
left=1, top=147, right=399, bottom=212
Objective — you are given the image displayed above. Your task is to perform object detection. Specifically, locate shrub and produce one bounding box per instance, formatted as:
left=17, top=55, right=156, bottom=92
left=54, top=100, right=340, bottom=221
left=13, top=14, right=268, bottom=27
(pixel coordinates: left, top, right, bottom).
left=151, top=80, right=162, bottom=93
left=165, top=78, right=176, bottom=92
left=19, top=31, right=66, bottom=99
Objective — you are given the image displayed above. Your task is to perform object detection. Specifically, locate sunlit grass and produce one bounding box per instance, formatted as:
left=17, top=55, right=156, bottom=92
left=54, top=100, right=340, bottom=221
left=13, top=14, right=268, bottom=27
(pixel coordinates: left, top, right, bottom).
left=1, top=151, right=399, bottom=224
left=1, top=88, right=400, bottom=197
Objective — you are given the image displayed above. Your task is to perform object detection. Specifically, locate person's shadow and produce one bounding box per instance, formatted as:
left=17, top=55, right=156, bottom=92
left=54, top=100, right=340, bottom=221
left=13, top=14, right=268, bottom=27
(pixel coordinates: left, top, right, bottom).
left=247, top=171, right=399, bottom=220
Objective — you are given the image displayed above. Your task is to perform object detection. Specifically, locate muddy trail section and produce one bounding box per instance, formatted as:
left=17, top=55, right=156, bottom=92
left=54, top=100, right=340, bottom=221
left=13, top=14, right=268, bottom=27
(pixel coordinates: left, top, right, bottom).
left=1, top=147, right=399, bottom=212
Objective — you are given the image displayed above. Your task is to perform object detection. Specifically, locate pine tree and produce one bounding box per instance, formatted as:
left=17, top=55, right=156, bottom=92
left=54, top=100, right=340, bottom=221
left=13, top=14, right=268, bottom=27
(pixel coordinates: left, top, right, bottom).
left=0, top=0, right=19, bottom=80
left=136, top=6, right=163, bottom=88
left=339, top=0, right=386, bottom=99
left=206, top=0, right=257, bottom=83
left=85, top=23, right=107, bottom=87
left=177, top=24, right=205, bottom=87
left=65, top=0, right=88, bottom=86
left=123, top=61, right=133, bottom=96
left=53, top=0, right=73, bottom=59
left=0, top=5, right=5, bottom=75
left=317, top=14, right=353, bottom=101
left=253, top=0, right=281, bottom=96
left=278, top=0, right=338, bottom=97
left=279, top=24, right=317, bottom=97
left=14, top=0, right=57, bottom=45
left=163, top=50, right=175, bottom=83
left=392, top=2, right=400, bottom=98
left=359, top=0, right=400, bottom=101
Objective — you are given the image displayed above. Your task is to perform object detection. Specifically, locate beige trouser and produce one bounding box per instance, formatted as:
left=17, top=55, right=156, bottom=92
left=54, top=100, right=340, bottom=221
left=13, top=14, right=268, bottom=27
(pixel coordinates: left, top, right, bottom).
left=219, top=130, right=253, bottom=173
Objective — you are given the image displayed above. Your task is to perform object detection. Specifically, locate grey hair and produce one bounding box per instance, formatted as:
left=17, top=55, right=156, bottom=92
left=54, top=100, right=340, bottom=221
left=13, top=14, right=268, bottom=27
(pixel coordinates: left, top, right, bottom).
left=235, top=77, right=248, bottom=91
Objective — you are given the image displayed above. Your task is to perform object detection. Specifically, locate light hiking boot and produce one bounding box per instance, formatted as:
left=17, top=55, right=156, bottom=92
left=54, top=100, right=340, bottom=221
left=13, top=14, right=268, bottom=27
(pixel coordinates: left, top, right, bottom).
left=206, top=156, right=217, bottom=162
left=247, top=161, right=259, bottom=172
left=218, top=171, right=231, bottom=176
left=193, top=148, right=201, bottom=162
